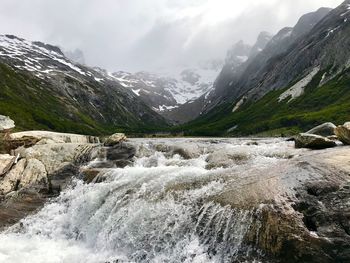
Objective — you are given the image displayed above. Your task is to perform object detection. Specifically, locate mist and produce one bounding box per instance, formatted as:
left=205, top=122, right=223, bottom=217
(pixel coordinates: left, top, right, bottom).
left=0, top=0, right=344, bottom=72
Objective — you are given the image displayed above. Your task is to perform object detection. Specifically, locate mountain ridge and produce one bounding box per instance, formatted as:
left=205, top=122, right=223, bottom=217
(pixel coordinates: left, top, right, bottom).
left=0, top=34, right=168, bottom=135
left=174, top=1, right=350, bottom=136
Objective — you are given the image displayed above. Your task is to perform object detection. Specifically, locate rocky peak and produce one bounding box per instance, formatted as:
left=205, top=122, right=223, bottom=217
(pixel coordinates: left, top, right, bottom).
left=63, top=48, right=85, bottom=65
left=249, top=31, right=273, bottom=58
left=291, top=7, right=332, bottom=38
left=32, top=41, right=64, bottom=56
left=224, top=40, right=251, bottom=69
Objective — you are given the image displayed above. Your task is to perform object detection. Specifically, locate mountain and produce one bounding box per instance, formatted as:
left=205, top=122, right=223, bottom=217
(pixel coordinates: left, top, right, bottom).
left=63, top=48, right=86, bottom=65
left=0, top=34, right=168, bottom=135
left=165, top=32, right=272, bottom=124
left=177, top=2, right=350, bottom=136
left=98, top=61, right=222, bottom=123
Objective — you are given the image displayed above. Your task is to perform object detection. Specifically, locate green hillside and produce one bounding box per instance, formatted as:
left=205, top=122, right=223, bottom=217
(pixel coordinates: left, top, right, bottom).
left=0, top=63, right=168, bottom=135
left=176, top=69, right=350, bottom=136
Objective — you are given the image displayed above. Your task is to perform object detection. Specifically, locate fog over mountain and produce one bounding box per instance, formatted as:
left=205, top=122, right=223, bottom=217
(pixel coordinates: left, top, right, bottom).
left=0, top=0, right=343, bottom=72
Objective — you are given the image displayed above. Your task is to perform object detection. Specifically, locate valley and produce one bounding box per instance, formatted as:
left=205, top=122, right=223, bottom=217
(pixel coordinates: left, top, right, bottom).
left=0, top=1, right=350, bottom=263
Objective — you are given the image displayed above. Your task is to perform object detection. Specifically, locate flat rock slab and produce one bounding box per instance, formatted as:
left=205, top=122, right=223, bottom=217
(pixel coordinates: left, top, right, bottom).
left=9, top=131, right=100, bottom=144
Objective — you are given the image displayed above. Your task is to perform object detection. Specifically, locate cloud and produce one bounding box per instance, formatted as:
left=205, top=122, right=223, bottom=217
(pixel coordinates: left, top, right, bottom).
left=0, top=0, right=344, bottom=72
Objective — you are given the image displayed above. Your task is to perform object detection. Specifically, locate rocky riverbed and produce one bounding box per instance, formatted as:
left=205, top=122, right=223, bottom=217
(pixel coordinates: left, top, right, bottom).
left=0, top=121, right=350, bottom=262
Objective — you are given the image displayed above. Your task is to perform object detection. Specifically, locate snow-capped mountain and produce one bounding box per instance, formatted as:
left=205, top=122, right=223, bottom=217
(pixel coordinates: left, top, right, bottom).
left=0, top=34, right=167, bottom=133
left=181, top=2, right=350, bottom=136
left=63, top=48, right=86, bottom=65
left=0, top=35, right=101, bottom=80
left=161, top=32, right=273, bottom=124
left=104, top=61, right=223, bottom=115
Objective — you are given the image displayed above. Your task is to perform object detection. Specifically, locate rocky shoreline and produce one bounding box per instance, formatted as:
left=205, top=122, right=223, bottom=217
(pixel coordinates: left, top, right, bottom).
left=0, top=116, right=350, bottom=262
left=0, top=116, right=135, bottom=229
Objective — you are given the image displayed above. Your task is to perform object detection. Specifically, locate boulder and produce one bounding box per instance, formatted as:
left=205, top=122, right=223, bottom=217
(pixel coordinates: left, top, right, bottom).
left=206, top=149, right=249, bottom=169
left=334, top=122, right=350, bottom=145
left=306, top=122, right=336, bottom=137
left=294, top=133, right=337, bottom=149
left=8, top=131, right=100, bottom=145
left=0, top=115, right=15, bottom=131
left=0, top=154, right=16, bottom=176
left=0, top=158, right=26, bottom=194
left=19, top=158, right=48, bottom=189
left=104, top=133, right=127, bottom=146
left=88, top=143, right=136, bottom=169
left=14, top=143, right=96, bottom=174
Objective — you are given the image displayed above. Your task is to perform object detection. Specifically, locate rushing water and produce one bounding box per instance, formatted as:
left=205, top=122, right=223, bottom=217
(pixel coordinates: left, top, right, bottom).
left=0, top=138, right=298, bottom=263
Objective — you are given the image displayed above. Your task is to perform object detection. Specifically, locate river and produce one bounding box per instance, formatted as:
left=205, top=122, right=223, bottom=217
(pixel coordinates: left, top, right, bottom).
left=0, top=138, right=330, bottom=262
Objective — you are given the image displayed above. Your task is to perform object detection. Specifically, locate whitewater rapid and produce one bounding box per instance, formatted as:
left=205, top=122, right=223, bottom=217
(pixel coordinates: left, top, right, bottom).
left=0, top=138, right=298, bottom=263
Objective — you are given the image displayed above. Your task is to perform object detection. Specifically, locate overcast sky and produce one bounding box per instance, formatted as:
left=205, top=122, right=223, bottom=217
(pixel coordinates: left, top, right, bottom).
left=0, top=0, right=344, bottom=72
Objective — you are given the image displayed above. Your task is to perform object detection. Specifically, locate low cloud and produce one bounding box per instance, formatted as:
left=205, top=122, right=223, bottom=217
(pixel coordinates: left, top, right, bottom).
left=0, top=0, right=343, bottom=72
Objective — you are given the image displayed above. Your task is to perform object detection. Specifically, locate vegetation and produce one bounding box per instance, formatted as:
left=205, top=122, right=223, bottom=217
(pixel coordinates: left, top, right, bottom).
left=1, top=60, right=349, bottom=138
left=0, top=63, right=167, bottom=135
left=175, top=69, right=350, bottom=137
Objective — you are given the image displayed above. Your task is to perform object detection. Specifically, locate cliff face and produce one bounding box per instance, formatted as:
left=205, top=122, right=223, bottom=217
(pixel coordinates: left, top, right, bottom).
left=180, top=2, right=350, bottom=136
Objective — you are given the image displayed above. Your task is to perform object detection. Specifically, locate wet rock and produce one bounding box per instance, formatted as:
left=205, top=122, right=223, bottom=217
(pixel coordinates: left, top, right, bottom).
left=49, top=163, right=81, bottom=193
left=0, top=115, right=15, bottom=131
left=81, top=168, right=102, bottom=183
left=104, top=133, right=127, bottom=146
left=0, top=154, right=16, bottom=176
left=334, top=122, right=350, bottom=145
left=0, top=189, right=48, bottom=230
left=245, top=141, right=259, bottom=146
left=106, top=143, right=135, bottom=161
left=306, top=122, right=336, bottom=137
left=0, top=133, right=102, bottom=228
left=171, top=144, right=202, bottom=159
left=294, top=133, right=336, bottom=149
left=206, top=149, right=249, bottom=169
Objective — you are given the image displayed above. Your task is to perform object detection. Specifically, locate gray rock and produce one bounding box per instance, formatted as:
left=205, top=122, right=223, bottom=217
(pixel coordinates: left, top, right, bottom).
left=9, top=131, right=100, bottom=144
left=334, top=122, right=350, bottom=145
left=0, top=158, right=26, bottom=194
left=104, top=133, right=127, bottom=146
left=306, top=122, right=336, bottom=137
left=295, top=133, right=337, bottom=149
left=19, top=158, right=48, bottom=190
left=0, top=115, right=15, bottom=131
left=0, top=154, right=16, bottom=176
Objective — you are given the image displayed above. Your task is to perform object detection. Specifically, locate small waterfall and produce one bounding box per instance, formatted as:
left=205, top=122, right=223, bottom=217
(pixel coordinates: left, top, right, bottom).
left=0, top=138, right=294, bottom=263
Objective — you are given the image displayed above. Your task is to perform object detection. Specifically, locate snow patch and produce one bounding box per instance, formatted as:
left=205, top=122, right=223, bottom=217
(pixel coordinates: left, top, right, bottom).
left=236, top=56, right=248, bottom=63
left=279, top=67, right=320, bottom=103
left=157, top=105, right=179, bottom=112
left=232, top=96, right=247, bottom=113
left=132, top=89, right=141, bottom=96
left=325, top=26, right=341, bottom=38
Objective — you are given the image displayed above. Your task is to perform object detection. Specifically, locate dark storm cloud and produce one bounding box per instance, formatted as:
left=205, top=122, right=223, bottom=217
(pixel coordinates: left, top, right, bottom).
left=0, top=0, right=343, bottom=72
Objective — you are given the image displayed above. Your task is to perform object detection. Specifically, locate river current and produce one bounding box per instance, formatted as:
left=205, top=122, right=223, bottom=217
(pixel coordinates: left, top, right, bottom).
left=0, top=138, right=299, bottom=263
